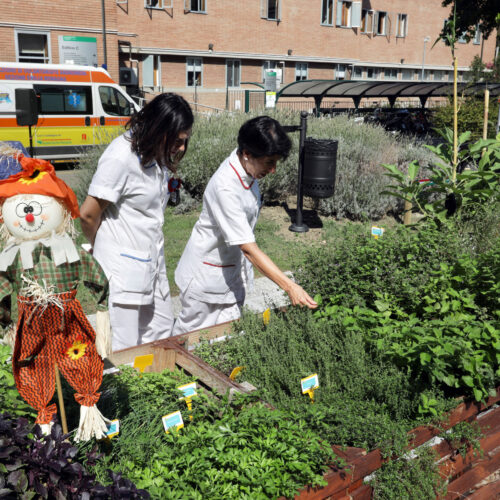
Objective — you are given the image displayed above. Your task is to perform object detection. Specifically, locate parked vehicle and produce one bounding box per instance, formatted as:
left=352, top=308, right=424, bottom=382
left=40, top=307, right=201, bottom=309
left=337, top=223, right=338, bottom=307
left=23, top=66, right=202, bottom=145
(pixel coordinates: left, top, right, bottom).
left=0, top=62, right=140, bottom=160
left=365, top=107, right=432, bottom=135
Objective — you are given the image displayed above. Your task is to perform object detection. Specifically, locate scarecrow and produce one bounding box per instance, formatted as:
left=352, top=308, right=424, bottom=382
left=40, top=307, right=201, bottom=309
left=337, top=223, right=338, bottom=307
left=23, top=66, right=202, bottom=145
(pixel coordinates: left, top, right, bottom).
left=0, top=144, right=111, bottom=441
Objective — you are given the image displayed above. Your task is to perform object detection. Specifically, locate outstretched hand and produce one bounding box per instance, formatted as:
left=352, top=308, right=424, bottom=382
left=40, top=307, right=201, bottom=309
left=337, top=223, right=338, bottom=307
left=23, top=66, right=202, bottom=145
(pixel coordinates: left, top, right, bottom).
left=286, top=283, right=318, bottom=309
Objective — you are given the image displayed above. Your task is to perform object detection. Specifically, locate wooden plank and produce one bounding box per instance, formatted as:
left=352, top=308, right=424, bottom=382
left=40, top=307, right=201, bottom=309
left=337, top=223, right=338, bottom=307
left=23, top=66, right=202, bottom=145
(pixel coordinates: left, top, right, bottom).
left=108, top=342, right=158, bottom=367
left=294, top=449, right=384, bottom=500
left=294, top=393, right=500, bottom=500
left=466, top=477, right=500, bottom=499
left=169, top=342, right=251, bottom=396
left=445, top=451, right=500, bottom=499
left=350, top=484, right=373, bottom=500
left=170, top=320, right=236, bottom=349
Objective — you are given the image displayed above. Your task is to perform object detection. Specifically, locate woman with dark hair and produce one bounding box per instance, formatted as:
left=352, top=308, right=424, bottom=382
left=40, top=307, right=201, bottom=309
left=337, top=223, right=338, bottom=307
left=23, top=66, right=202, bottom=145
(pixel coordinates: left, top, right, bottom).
left=173, top=115, right=316, bottom=334
left=80, top=93, right=193, bottom=351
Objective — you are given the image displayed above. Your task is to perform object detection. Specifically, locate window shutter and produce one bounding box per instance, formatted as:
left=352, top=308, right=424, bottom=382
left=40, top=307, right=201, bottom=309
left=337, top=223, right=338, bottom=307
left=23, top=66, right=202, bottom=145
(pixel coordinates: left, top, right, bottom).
left=184, top=0, right=190, bottom=12
left=261, top=0, right=267, bottom=18
left=336, top=0, right=343, bottom=26
left=351, top=2, right=361, bottom=28
left=373, top=11, right=379, bottom=34
left=386, top=12, right=392, bottom=39
left=277, top=0, right=281, bottom=21
left=142, top=55, right=154, bottom=87
left=405, top=15, right=408, bottom=36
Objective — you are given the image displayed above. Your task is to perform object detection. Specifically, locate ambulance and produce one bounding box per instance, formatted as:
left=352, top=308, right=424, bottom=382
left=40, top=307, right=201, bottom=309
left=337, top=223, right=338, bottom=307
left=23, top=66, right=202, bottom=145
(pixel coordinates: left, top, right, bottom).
left=0, top=62, right=140, bottom=160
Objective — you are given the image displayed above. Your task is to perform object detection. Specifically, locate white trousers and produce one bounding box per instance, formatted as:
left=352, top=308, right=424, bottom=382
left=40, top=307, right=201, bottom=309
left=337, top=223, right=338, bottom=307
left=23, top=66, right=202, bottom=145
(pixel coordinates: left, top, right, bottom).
left=172, top=291, right=242, bottom=335
left=109, top=284, right=175, bottom=352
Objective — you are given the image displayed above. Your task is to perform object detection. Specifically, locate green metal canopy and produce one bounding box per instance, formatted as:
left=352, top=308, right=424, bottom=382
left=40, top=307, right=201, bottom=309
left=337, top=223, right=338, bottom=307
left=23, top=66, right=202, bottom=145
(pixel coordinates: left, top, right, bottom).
left=277, top=79, right=500, bottom=109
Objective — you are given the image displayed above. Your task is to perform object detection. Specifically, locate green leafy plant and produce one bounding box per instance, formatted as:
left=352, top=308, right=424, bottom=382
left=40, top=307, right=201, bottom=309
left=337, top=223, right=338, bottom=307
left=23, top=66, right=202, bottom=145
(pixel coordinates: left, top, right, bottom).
left=370, top=446, right=446, bottom=500
left=82, top=368, right=338, bottom=500
left=0, top=344, right=35, bottom=420
left=382, top=131, right=500, bottom=225
left=440, top=421, right=483, bottom=459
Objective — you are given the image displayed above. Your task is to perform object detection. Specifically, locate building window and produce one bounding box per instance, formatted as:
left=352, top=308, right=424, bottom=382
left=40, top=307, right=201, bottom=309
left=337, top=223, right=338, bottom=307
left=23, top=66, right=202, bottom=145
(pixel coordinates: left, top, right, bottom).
left=145, top=0, right=172, bottom=8
left=16, top=31, right=50, bottom=63
left=361, top=9, right=373, bottom=34
left=385, top=68, right=398, bottom=80
left=226, top=59, right=240, bottom=87
left=340, top=1, right=351, bottom=27
left=295, top=63, right=308, bottom=81
left=396, top=14, right=407, bottom=37
left=353, top=66, right=363, bottom=79
left=262, top=60, right=277, bottom=81
left=261, top=0, right=280, bottom=21
left=336, top=1, right=361, bottom=28
left=374, top=11, right=387, bottom=35
left=401, top=69, right=413, bottom=80
left=185, top=0, right=206, bottom=12
left=321, top=0, right=334, bottom=26
left=366, top=67, right=379, bottom=80
left=336, top=64, right=346, bottom=80
left=473, top=24, right=481, bottom=44
left=433, top=70, right=443, bottom=81
left=186, top=58, right=202, bottom=87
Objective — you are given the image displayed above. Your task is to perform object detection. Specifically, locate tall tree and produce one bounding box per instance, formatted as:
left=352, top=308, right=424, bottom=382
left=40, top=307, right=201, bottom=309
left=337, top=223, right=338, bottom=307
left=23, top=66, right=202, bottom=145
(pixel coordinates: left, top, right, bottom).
left=441, top=0, right=499, bottom=40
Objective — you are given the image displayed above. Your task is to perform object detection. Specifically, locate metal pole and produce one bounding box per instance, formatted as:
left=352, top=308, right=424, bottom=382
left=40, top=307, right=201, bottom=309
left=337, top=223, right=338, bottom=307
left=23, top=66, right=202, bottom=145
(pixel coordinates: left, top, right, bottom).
left=421, top=37, right=429, bottom=80
left=289, top=111, right=309, bottom=233
left=496, top=98, right=500, bottom=136
left=101, top=0, right=108, bottom=68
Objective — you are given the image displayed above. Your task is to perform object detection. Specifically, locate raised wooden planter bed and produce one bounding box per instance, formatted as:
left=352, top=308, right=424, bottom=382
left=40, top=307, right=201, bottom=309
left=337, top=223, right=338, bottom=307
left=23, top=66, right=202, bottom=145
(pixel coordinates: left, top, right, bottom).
left=108, top=322, right=500, bottom=499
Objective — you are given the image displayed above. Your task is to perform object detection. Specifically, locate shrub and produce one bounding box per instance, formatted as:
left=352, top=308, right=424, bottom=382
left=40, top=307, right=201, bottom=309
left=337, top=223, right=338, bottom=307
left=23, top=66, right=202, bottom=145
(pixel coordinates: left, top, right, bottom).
left=432, top=97, right=499, bottom=141
left=195, top=307, right=453, bottom=454
left=75, top=111, right=434, bottom=221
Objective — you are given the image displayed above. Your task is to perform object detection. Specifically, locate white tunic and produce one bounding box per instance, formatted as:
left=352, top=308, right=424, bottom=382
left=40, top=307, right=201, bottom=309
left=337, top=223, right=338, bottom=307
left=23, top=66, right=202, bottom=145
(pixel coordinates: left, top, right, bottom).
left=175, top=149, right=261, bottom=304
left=89, top=133, right=170, bottom=306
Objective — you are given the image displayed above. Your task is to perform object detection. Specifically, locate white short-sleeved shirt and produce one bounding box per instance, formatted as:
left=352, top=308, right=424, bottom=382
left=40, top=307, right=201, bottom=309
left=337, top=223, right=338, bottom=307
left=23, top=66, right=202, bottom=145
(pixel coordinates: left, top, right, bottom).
left=175, top=149, right=261, bottom=304
left=89, top=133, right=170, bottom=306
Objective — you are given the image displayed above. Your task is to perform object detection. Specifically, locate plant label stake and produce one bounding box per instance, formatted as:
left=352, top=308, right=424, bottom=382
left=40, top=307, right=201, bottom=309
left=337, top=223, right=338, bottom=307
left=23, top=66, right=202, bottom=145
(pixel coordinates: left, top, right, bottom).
left=162, top=410, right=184, bottom=433
left=178, top=382, right=197, bottom=421
left=371, top=226, right=385, bottom=239
left=262, top=308, right=271, bottom=325
left=230, top=366, right=245, bottom=381
left=133, top=354, right=154, bottom=374
left=301, top=374, right=319, bottom=404
left=105, top=419, right=120, bottom=439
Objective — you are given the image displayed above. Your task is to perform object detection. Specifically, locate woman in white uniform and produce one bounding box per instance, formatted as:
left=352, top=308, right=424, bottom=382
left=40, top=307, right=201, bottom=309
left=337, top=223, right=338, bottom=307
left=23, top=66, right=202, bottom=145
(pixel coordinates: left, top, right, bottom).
left=173, top=116, right=317, bottom=334
left=80, top=93, right=193, bottom=351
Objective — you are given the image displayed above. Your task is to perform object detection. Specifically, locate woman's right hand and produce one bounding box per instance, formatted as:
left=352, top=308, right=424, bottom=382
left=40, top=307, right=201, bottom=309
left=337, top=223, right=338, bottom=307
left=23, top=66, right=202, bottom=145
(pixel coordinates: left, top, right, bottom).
left=286, top=282, right=318, bottom=309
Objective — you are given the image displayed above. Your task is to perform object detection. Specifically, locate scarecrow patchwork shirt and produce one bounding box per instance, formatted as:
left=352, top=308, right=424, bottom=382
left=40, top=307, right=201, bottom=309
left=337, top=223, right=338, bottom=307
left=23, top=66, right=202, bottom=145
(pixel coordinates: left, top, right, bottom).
left=0, top=244, right=109, bottom=317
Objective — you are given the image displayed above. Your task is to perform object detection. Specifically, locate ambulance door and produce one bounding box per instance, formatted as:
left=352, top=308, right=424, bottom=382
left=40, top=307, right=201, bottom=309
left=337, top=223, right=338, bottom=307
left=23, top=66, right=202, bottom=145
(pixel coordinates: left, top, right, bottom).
left=33, top=84, right=94, bottom=160
left=0, top=82, right=34, bottom=149
left=95, top=85, right=135, bottom=145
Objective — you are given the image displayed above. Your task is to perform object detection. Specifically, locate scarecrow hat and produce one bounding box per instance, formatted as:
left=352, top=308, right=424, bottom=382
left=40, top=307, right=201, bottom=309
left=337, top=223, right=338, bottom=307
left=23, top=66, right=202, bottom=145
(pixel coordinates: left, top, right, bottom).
left=0, top=155, right=79, bottom=219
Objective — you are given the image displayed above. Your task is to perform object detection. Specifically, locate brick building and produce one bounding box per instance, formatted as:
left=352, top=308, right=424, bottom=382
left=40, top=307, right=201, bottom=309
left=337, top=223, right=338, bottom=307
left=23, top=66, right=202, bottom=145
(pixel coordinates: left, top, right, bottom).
left=1, top=0, right=497, bottom=110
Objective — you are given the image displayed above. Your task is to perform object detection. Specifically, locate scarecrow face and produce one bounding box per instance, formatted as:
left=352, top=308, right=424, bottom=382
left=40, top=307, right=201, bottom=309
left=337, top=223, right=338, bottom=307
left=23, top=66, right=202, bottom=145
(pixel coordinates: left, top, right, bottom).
left=2, top=194, right=65, bottom=240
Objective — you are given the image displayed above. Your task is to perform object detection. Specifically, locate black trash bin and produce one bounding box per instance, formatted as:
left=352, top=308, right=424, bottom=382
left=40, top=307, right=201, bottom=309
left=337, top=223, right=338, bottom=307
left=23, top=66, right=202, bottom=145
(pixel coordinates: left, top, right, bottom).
left=302, top=138, right=338, bottom=198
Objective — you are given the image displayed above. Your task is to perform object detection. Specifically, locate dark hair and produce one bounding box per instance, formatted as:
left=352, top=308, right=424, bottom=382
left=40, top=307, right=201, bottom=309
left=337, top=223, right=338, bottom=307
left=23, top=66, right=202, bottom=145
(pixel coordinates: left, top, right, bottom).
left=126, top=93, right=194, bottom=169
left=237, top=116, right=292, bottom=160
